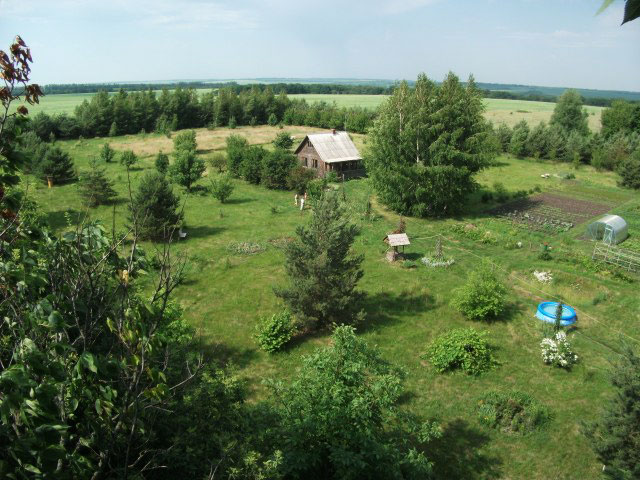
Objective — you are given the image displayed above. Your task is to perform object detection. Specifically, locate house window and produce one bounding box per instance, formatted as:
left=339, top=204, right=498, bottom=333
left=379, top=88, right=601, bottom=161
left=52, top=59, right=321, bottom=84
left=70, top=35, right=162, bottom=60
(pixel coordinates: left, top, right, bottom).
left=303, top=157, right=308, bottom=167
left=313, top=159, right=318, bottom=168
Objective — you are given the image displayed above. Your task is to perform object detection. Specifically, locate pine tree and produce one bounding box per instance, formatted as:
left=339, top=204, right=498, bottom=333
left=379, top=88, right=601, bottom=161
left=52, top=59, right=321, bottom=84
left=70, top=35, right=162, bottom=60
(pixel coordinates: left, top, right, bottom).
left=274, top=192, right=364, bottom=330
left=78, top=158, right=117, bottom=207
left=129, top=171, right=183, bottom=240
left=584, top=346, right=640, bottom=479
left=155, top=151, right=169, bottom=174
left=100, top=142, right=115, bottom=163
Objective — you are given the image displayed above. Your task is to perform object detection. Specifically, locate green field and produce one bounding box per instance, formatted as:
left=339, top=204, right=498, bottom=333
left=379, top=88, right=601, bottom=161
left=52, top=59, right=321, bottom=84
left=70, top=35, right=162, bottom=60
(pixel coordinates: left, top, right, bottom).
left=14, top=91, right=604, bottom=130
left=23, top=124, right=640, bottom=479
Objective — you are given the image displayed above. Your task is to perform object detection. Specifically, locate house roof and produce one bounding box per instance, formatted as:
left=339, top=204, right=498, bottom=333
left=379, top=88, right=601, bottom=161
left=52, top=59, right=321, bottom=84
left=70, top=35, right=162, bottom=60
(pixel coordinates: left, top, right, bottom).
left=384, top=233, right=410, bottom=247
left=295, top=131, right=361, bottom=164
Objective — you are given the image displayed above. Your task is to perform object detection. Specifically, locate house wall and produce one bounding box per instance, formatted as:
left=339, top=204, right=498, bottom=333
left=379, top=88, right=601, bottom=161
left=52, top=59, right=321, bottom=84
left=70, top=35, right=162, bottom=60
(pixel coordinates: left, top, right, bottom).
left=296, top=138, right=365, bottom=178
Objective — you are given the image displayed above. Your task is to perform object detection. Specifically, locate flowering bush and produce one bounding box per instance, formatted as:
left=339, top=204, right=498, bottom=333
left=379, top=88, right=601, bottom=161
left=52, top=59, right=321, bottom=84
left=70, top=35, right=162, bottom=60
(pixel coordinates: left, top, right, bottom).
left=540, top=331, right=578, bottom=368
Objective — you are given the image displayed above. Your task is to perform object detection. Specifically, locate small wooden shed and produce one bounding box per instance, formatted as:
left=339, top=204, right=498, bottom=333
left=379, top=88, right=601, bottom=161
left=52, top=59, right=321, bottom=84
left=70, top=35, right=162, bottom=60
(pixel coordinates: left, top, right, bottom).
left=383, top=233, right=410, bottom=262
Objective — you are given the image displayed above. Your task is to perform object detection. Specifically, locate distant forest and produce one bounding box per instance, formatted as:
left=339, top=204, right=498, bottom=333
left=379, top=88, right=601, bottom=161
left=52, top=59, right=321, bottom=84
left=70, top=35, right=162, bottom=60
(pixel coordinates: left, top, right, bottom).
left=41, top=79, right=640, bottom=107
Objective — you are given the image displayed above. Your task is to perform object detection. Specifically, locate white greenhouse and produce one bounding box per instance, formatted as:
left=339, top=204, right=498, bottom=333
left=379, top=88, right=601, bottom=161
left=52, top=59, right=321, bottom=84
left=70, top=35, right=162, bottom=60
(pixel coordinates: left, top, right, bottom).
left=587, top=215, right=628, bottom=245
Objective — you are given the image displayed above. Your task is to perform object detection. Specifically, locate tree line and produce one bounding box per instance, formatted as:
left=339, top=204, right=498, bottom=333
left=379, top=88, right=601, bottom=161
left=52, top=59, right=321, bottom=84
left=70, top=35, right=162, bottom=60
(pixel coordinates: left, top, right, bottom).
left=23, top=86, right=376, bottom=140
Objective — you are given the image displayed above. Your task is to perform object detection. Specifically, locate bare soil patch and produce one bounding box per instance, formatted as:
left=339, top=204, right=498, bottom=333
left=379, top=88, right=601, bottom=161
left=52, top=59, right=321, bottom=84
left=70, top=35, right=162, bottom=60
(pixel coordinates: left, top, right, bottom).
left=490, top=193, right=611, bottom=232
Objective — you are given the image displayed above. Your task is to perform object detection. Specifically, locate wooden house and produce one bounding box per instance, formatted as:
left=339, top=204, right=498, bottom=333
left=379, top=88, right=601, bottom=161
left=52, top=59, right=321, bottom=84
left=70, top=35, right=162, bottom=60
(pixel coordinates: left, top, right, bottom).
left=294, top=130, right=364, bottom=178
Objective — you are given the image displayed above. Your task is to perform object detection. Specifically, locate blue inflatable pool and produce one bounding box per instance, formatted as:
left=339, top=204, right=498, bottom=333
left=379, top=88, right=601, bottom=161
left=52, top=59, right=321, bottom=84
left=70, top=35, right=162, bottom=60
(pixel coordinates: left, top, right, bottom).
left=535, top=302, right=577, bottom=326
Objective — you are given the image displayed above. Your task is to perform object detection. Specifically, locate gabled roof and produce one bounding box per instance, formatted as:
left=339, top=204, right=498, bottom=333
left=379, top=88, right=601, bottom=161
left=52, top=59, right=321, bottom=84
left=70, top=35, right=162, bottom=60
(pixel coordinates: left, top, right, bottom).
left=384, top=233, right=410, bottom=247
left=295, top=131, right=361, bottom=164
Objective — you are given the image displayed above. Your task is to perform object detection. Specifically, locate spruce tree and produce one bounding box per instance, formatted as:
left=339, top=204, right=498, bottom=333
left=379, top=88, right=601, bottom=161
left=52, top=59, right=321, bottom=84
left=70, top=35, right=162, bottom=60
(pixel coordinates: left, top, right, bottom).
left=78, top=158, right=117, bottom=207
left=584, top=347, right=640, bottom=479
left=509, top=120, right=530, bottom=158
left=129, top=171, right=183, bottom=240
left=155, top=151, right=169, bottom=174
left=37, top=146, right=76, bottom=184
left=274, top=192, right=364, bottom=330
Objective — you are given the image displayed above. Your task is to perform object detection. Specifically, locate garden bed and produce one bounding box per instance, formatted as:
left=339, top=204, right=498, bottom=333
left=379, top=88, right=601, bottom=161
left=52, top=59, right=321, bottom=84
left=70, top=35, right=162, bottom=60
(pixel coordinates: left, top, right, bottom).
left=490, top=193, right=612, bottom=233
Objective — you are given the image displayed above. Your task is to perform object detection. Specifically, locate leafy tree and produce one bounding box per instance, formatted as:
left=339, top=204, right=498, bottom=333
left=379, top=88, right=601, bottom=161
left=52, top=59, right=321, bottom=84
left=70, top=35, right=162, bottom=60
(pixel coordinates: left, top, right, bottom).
left=119, top=149, right=138, bottom=168
left=30, top=111, right=55, bottom=140
left=601, top=100, right=640, bottom=139
left=261, top=148, right=297, bottom=189
left=155, top=151, right=170, bottom=174
left=169, top=130, right=204, bottom=191
left=208, top=151, right=227, bottom=173
left=366, top=73, right=492, bottom=217
left=78, top=158, right=118, bottom=207
left=266, top=326, right=440, bottom=479
left=617, top=149, right=640, bottom=189
left=172, top=129, right=197, bottom=154
left=241, top=145, right=267, bottom=184
left=100, top=142, right=116, bottom=163
left=268, top=112, right=278, bottom=126
left=275, top=193, right=364, bottom=330
left=210, top=174, right=235, bottom=203
left=287, top=165, right=316, bottom=194
left=37, top=145, right=76, bottom=184
left=584, top=346, right=640, bottom=479
left=130, top=171, right=183, bottom=240
left=226, top=134, right=248, bottom=177
left=550, top=90, right=589, bottom=135
left=452, top=260, right=507, bottom=321
left=509, top=120, right=530, bottom=158
left=272, top=132, right=293, bottom=150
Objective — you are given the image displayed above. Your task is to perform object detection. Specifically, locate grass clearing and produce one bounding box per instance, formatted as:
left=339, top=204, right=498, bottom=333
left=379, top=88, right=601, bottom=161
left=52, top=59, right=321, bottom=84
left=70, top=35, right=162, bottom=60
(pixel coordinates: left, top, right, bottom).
left=25, top=125, right=640, bottom=479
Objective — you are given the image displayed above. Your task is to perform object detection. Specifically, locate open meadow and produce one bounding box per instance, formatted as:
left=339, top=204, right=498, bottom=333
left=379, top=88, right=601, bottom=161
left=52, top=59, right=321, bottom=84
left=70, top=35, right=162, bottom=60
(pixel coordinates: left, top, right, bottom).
left=14, top=91, right=604, bottom=130
left=23, top=124, right=640, bottom=479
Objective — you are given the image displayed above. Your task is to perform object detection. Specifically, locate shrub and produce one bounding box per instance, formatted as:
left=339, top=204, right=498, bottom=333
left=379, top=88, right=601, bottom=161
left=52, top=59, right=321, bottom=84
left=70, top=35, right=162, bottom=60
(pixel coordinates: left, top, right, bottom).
left=100, top=143, right=116, bottom=163
left=617, top=149, right=640, bottom=190
left=272, top=132, right=293, bottom=150
left=210, top=175, right=234, bottom=203
left=267, top=113, right=278, bottom=126
left=226, top=134, right=248, bottom=177
left=477, top=390, right=551, bottom=434
left=493, top=181, right=510, bottom=203
left=254, top=310, right=296, bottom=353
left=228, top=116, right=237, bottom=129
left=287, top=165, right=315, bottom=194
left=540, top=331, right=578, bottom=369
left=155, top=152, right=169, bottom=174
left=424, top=328, right=495, bottom=375
left=208, top=152, right=226, bottom=173
left=261, top=148, right=297, bottom=190
left=538, top=243, right=552, bottom=261
left=119, top=149, right=138, bottom=168
left=452, top=260, right=507, bottom=320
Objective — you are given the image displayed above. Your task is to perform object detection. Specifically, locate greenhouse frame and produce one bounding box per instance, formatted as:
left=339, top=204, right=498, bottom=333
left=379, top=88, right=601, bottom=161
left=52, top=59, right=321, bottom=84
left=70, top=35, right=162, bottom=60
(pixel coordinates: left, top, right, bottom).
left=587, top=215, right=628, bottom=245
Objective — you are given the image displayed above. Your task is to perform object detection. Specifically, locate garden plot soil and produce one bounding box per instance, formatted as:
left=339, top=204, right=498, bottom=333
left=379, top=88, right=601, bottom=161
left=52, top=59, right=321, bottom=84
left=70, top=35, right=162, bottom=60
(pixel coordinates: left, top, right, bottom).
left=490, top=193, right=612, bottom=232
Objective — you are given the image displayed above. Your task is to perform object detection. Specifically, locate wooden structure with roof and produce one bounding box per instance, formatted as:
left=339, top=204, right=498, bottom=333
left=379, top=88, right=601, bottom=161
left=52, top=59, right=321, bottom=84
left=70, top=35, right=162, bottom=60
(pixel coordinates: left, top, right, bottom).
left=383, top=233, right=410, bottom=262
left=294, top=130, right=364, bottom=178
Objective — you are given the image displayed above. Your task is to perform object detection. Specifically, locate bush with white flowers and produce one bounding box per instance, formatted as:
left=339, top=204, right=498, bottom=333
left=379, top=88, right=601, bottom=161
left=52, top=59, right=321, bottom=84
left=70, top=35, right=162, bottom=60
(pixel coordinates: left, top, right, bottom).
left=540, top=331, right=578, bottom=368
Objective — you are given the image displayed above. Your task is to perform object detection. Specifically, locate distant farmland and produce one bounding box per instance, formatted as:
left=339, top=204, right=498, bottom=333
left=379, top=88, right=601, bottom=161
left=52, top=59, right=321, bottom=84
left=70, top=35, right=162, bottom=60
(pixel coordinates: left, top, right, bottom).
left=14, top=91, right=604, bottom=131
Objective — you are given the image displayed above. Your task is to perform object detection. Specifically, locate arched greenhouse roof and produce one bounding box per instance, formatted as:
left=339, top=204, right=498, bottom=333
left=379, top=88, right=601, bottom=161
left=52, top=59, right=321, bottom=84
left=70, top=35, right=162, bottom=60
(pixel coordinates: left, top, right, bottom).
left=587, top=215, right=628, bottom=245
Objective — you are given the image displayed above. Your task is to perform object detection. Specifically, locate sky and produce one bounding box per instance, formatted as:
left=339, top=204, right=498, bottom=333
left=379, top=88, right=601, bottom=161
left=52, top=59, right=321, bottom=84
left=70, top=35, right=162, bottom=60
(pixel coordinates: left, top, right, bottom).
left=1, top=0, right=639, bottom=91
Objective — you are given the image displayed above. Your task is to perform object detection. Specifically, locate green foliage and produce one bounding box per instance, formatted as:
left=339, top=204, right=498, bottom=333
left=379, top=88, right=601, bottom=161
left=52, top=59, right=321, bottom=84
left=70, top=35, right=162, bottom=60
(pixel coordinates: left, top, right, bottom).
left=266, top=326, right=440, bottom=479
left=275, top=193, right=364, bottom=330
left=208, top=151, right=227, bottom=173
left=99, top=142, right=115, bottom=163
left=155, top=151, right=169, bottom=174
left=617, top=149, right=640, bottom=189
left=538, top=243, right=552, bottom=261
left=241, top=145, right=267, bottom=184
left=424, top=328, right=496, bottom=375
left=272, top=132, right=294, bottom=150
left=550, top=89, right=589, bottom=135
left=254, top=310, right=296, bottom=353
left=286, top=165, right=315, bottom=194
left=119, top=149, right=138, bottom=168
left=261, top=148, right=297, bottom=190
left=268, top=112, right=278, bottom=126
left=229, top=115, right=237, bottom=129
left=584, top=346, right=640, bottom=480
left=210, top=174, right=235, bottom=203
left=493, top=181, right=510, bottom=202
left=169, top=131, right=204, bottom=191
left=108, top=120, right=117, bottom=137
left=78, top=158, right=118, bottom=207
left=130, top=171, right=183, bottom=240
left=37, top=145, right=76, bottom=184
left=226, top=134, right=249, bottom=177
left=601, top=100, right=640, bottom=138
left=477, top=391, right=551, bottom=434
left=172, top=129, right=197, bottom=154
left=366, top=73, right=492, bottom=217
left=452, top=260, right=507, bottom=320
left=509, top=120, right=530, bottom=158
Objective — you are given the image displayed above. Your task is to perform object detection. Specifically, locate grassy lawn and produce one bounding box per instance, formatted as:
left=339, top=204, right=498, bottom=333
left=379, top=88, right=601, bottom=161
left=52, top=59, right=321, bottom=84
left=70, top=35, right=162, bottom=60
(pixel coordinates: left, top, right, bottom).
left=25, top=125, right=640, bottom=479
left=14, top=90, right=604, bottom=131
